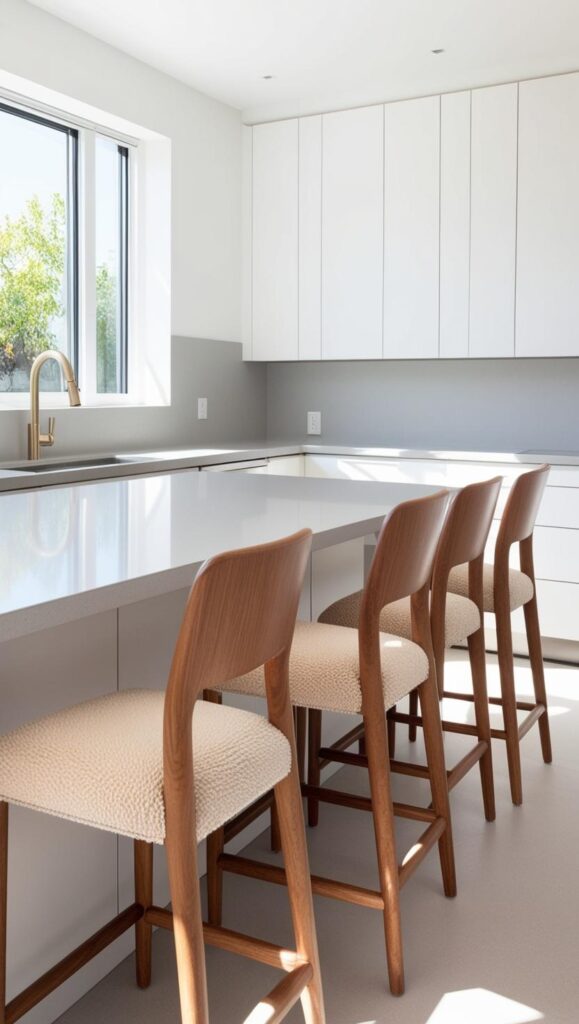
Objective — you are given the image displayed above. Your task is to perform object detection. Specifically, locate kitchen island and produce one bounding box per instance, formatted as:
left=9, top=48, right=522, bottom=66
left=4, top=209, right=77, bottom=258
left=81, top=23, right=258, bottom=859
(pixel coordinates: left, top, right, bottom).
left=0, top=468, right=444, bottom=1024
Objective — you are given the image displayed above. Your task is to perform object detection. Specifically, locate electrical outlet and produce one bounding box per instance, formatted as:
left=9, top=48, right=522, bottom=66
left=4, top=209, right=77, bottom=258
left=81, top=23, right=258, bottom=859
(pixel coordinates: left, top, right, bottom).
left=197, top=397, right=208, bottom=420
left=307, top=411, right=321, bottom=435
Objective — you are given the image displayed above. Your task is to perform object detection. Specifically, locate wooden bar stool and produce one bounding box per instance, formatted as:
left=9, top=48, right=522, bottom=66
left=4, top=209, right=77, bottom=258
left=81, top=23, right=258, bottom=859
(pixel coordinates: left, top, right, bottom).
left=208, top=490, right=455, bottom=997
left=447, top=464, right=552, bottom=805
left=0, top=530, right=325, bottom=1024
left=321, top=476, right=502, bottom=822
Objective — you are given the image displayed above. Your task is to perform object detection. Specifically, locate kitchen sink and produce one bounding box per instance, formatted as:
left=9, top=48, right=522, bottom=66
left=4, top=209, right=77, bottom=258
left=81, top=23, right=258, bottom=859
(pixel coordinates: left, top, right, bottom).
left=10, top=456, right=139, bottom=474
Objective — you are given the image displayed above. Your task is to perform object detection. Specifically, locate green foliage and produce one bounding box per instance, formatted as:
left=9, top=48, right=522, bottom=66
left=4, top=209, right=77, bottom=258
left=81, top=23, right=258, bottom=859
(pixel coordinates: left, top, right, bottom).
left=0, top=195, right=65, bottom=384
left=96, top=263, right=118, bottom=393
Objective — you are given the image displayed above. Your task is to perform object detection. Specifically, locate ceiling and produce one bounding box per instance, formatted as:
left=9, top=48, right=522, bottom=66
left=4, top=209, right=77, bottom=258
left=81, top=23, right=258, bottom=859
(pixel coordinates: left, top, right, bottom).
left=28, top=0, right=579, bottom=122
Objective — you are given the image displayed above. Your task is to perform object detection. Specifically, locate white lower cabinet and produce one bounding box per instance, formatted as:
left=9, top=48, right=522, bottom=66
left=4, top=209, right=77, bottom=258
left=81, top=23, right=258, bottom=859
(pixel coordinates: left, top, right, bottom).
left=1, top=614, right=122, bottom=1024
left=304, top=453, right=579, bottom=645
left=202, top=455, right=305, bottom=476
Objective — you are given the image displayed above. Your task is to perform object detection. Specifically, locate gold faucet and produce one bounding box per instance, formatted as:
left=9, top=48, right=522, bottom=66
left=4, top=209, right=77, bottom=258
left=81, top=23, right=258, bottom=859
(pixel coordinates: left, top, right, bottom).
left=28, top=350, right=81, bottom=460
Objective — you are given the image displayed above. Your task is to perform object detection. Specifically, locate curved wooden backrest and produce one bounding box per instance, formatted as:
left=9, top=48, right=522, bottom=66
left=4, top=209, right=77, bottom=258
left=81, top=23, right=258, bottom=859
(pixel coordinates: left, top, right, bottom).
left=361, top=490, right=450, bottom=625
left=496, top=464, right=550, bottom=551
left=432, top=476, right=502, bottom=595
left=165, top=528, right=312, bottom=713
left=163, top=529, right=312, bottom=854
left=429, top=477, right=502, bottom=686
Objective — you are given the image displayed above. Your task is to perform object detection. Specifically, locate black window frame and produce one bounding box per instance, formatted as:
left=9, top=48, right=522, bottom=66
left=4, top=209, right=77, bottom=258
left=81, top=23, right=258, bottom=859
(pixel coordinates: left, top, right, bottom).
left=0, top=100, right=79, bottom=377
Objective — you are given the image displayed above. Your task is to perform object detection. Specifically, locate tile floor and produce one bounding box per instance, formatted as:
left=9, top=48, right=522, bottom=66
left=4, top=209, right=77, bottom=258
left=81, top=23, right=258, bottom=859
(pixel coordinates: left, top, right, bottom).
left=56, top=650, right=579, bottom=1024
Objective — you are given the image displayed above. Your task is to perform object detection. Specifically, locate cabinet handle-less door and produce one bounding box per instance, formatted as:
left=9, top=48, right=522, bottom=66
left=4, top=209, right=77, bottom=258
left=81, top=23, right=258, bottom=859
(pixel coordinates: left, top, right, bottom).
left=299, top=116, right=322, bottom=360
left=469, top=83, right=517, bottom=358
left=440, top=91, right=471, bottom=359
left=384, top=95, right=440, bottom=359
left=321, top=105, right=384, bottom=360
left=252, top=120, right=299, bottom=360
left=516, top=73, right=579, bottom=357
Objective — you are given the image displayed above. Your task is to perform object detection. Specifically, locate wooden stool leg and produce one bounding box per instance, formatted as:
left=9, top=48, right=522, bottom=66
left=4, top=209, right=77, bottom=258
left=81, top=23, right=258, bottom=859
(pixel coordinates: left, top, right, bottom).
left=134, top=840, right=153, bottom=989
left=165, top=821, right=209, bottom=1023
left=206, top=827, right=224, bottom=927
left=408, top=690, right=418, bottom=742
left=270, top=800, right=282, bottom=853
left=468, top=629, right=496, bottom=822
left=0, top=803, right=7, bottom=1024
left=495, top=602, right=523, bottom=805
left=364, top=711, right=405, bottom=996
left=271, top=703, right=307, bottom=853
left=307, top=709, right=322, bottom=828
left=295, top=707, right=307, bottom=782
left=524, top=595, right=553, bottom=764
left=386, top=708, right=395, bottom=758
left=274, top=766, right=326, bottom=1024
left=418, top=678, right=457, bottom=898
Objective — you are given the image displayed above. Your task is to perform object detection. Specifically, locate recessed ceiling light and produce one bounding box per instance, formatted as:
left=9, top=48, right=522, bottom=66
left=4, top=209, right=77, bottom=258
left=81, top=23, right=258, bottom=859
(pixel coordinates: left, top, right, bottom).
left=262, top=74, right=274, bottom=80
left=431, top=48, right=445, bottom=54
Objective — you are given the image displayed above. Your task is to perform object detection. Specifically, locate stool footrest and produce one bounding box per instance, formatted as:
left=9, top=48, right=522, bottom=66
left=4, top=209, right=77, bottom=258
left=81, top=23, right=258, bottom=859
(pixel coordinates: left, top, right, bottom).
left=219, top=852, right=385, bottom=910
left=300, top=783, right=436, bottom=823
left=253, top=962, right=314, bottom=1024
left=145, top=905, right=307, bottom=973
left=5, top=903, right=142, bottom=1024
left=319, top=722, right=366, bottom=770
left=398, top=818, right=447, bottom=888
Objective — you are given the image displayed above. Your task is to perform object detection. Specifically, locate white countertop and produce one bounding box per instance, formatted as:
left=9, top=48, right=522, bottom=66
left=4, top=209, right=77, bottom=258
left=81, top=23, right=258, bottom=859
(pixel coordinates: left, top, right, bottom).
left=0, top=469, right=446, bottom=642
left=0, top=441, right=573, bottom=494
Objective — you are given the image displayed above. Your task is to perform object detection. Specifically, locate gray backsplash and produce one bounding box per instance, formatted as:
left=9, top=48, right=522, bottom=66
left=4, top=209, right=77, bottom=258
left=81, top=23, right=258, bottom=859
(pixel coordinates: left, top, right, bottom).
left=266, top=357, right=579, bottom=452
left=4, top=345, right=578, bottom=462
left=0, top=338, right=267, bottom=462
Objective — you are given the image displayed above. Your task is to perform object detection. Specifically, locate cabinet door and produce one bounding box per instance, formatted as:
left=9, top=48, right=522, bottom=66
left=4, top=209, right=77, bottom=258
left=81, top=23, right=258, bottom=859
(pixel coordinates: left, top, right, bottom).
left=440, top=91, right=471, bottom=358
left=252, top=120, right=298, bottom=360
left=516, top=73, right=579, bottom=357
left=384, top=96, right=440, bottom=359
left=321, top=106, right=384, bottom=359
left=299, top=116, right=322, bottom=359
left=469, top=84, right=517, bottom=357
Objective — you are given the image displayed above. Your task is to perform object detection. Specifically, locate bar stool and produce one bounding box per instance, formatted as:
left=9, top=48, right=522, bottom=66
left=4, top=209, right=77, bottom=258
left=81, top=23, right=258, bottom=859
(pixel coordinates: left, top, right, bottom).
left=447, top=464, right=552, bottom=805
left=208, top=490, right=454, bottom=997
left=0, top=530, right=325, bottom=1024
left=321, top=476, right=502, bottom=822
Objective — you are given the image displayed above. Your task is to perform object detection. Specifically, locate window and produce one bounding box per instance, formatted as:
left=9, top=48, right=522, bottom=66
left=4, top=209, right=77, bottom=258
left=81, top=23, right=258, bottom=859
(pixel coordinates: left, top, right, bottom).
left=95, top=137, right=129, bottom=394
left=0, top=100, right=130, bottom=397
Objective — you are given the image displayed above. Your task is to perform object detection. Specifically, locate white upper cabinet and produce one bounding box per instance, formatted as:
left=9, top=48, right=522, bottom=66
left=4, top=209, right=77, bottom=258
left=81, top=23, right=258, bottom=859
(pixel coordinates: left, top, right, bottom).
left=516, top=73, right=579, bottom=357
left=321, top=106, right=384, bottom=359
left=384, top=96, right=440, bottom=359
left=469, top=84, right=518, bottom=358
left=252, top=120, right=299, bottom=360
left=298, top=116, right=322, bottom=360
left=439, top=91, right=471, bottom=358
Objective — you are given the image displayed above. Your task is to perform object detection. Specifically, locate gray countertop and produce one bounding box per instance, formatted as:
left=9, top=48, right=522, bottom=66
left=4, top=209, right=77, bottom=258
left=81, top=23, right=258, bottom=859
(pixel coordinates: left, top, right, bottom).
left=0, top=441, right=573, bottom=494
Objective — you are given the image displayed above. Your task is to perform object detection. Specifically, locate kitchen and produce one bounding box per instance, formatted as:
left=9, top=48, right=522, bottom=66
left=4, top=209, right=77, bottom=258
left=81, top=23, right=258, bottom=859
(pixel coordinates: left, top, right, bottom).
left=1, top=2, right=578, bottom=1023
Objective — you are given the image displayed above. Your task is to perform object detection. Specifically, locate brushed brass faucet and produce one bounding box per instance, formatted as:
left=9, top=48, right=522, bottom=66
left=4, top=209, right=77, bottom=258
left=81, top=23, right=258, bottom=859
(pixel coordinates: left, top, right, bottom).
left=28, top=350, right=81, bottom=460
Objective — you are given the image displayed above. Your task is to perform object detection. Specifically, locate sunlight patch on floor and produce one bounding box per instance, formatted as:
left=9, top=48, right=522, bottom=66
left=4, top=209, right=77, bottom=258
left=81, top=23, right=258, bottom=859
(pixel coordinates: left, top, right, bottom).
left=425, top=988, right=543, bottom=1024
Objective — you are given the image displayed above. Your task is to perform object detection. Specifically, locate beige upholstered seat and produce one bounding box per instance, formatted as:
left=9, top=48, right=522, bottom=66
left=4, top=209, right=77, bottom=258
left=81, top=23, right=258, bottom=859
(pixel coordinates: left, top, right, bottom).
left=0, top=691, right=291, bottom=845
left=447, top=562, right=534, bottom=612
left=319, top=590, right=480, bottom=646
left=219, top=619, right=429, bottom=714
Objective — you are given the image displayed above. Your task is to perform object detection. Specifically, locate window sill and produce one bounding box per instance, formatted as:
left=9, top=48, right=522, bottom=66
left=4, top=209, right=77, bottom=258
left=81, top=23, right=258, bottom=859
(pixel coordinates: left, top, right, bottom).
left=0, top=394, right=170, bottom=411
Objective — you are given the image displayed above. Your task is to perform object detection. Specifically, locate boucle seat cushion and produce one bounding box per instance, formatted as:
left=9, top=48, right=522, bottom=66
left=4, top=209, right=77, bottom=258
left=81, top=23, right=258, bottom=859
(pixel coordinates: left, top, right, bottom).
left=447, top=563, right=534, bottom=612
left=319, top=591, right=480, bottom=647
left=218, top=620, right=429, bottom=714
left=0, top=691, right=291, bottom=845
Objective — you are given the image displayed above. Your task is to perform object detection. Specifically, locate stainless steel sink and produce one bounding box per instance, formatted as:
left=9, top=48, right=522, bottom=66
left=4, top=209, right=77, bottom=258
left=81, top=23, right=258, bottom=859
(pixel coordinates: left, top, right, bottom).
left=10, top=457, right=138, bottom=474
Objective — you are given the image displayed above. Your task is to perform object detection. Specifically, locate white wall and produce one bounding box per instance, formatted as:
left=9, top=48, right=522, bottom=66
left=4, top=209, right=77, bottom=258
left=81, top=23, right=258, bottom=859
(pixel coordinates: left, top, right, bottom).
left=0, top=0, right=242, bottom=344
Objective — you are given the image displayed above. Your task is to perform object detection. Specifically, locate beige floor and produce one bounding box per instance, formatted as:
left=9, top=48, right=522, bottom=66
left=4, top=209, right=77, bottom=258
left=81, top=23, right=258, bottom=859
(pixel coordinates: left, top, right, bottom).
left=56, top=650, right=579, bottom=1024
